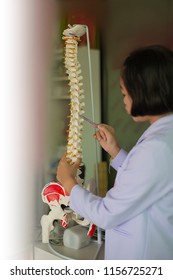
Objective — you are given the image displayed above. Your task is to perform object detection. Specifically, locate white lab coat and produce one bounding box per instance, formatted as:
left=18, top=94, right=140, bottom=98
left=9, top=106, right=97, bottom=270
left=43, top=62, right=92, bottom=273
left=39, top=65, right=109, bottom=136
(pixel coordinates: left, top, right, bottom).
left=70, top=114, right=173, bottom=259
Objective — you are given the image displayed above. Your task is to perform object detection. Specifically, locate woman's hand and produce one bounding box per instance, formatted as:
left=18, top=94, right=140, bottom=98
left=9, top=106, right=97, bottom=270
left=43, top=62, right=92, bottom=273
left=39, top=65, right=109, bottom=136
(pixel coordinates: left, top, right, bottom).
left=56, top=153, right=81, bottom=194
left=94, top=124, right=121, bottom=158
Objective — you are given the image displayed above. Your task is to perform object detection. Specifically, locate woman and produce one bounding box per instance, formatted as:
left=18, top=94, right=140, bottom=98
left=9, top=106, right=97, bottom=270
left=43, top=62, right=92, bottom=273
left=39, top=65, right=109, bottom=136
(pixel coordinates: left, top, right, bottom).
left=56, top=45, right=173, bottom=259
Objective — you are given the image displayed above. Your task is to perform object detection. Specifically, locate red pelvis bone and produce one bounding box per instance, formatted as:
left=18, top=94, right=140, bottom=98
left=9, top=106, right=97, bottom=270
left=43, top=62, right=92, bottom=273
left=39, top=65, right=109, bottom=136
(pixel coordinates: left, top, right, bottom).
left=42, top=182, right=70, bottom=208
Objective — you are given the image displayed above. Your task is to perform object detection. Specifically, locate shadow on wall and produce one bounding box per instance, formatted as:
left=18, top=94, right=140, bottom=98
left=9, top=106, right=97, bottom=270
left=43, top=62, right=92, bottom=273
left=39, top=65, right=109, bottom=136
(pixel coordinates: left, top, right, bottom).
left=105, top=0, right=173, bottom=68
left=102, top=0, right=173, bottom=186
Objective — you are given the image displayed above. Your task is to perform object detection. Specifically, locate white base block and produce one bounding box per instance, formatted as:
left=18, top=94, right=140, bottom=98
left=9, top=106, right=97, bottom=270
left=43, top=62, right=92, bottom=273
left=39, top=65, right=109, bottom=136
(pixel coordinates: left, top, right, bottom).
left=63, top=225, right=90, bottom=249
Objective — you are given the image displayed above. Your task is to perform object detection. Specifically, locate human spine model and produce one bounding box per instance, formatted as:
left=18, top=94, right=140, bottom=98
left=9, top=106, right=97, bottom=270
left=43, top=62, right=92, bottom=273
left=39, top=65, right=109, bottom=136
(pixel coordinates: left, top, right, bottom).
left=40, top=25, right=96, bottom=244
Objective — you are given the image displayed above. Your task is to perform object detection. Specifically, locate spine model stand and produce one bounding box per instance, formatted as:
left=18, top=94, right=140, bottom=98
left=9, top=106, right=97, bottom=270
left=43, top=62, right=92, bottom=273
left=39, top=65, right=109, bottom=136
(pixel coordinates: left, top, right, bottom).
left=41, top=25, right=96, bottom=244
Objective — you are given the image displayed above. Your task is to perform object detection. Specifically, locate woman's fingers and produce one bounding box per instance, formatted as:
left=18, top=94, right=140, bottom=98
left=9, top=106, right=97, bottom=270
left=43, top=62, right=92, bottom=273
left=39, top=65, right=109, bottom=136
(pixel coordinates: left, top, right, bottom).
left=98, top=124, right=115, bottom=135
left=94, top=129, right=106, bottom=141
left=99, top=129, right=107, bottom=141
left=73, top=157, right=81, bottom=168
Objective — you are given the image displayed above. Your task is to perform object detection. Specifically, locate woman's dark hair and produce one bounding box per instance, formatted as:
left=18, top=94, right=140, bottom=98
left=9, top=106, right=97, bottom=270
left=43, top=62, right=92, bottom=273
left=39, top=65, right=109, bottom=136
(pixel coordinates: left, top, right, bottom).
left=121, top=45, right=173, bottom=116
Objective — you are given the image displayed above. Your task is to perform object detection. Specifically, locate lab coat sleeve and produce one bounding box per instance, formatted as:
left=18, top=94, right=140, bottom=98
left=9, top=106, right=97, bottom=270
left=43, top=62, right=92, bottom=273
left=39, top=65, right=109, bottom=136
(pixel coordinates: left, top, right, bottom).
left=70, top=139, right=173, bottom=229
left=110, top=148, right=128, bottom=171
